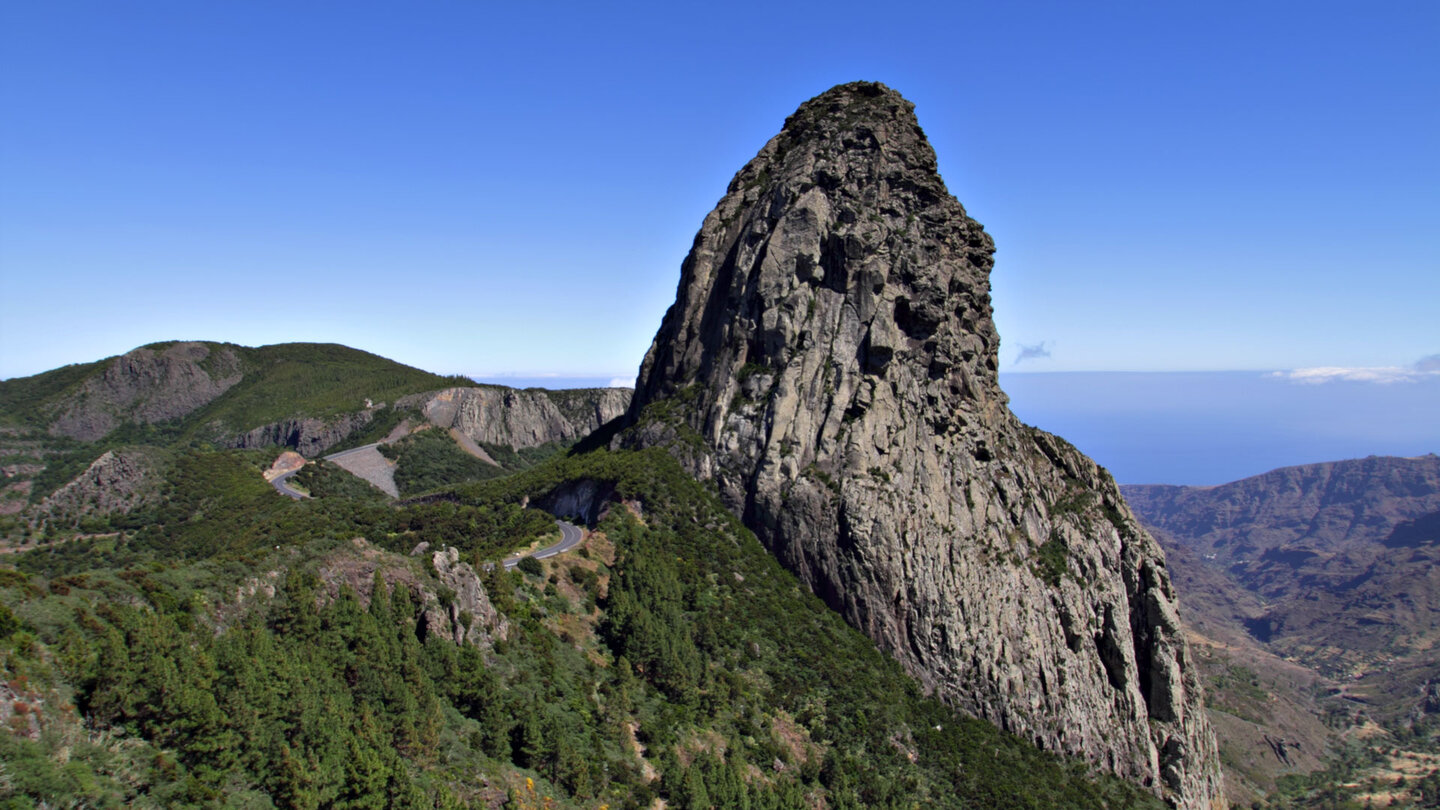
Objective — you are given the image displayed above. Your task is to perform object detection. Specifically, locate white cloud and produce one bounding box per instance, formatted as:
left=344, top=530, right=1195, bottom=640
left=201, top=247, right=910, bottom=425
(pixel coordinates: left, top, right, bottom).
left=608, top=377, right=635, bottom=389
left=1013, top=341, right=1053, bottom=366
left=1270, top=361, right=1440, bottom=385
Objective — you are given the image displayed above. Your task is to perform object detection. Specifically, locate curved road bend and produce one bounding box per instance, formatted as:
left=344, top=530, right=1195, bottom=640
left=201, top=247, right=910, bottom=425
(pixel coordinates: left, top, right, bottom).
left=325, top=442, right=382, bottom=462
left=271, top=468, right=308, bottom=499
left=268, top=443, right=384, bottom=500
left=503, top=520, right=584, bottom=570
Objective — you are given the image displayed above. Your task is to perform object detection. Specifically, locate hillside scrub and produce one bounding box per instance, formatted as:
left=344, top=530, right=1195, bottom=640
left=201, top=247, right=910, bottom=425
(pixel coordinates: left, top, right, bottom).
left=0, top=446, right=1166, bottom=808
left=379, top=429, right=509, bottom=496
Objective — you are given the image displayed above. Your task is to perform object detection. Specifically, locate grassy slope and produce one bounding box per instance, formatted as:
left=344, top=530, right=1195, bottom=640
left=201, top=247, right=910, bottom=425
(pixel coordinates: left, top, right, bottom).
left=0, top=342, right=468, bottom=505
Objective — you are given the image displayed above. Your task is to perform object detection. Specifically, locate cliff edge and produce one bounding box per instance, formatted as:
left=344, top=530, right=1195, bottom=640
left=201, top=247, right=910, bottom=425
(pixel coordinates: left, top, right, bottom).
left=621, top=82, right=1222, bottom=808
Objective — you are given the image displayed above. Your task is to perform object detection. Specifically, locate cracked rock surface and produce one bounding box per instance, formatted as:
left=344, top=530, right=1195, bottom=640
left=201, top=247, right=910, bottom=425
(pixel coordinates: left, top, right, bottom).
left=621, top=82, right=1222, bottom=809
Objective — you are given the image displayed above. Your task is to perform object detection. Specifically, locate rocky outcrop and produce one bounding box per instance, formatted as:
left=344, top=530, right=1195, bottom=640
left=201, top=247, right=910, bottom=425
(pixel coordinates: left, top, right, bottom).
left=422, top=547, right=509, bottom=647
left=539, top=479, right=620, bottom=526
left=39, top=447, right=165, bottom=522
left=620, top=82, right=1221, bottom=808
left=316, top=540, right=507, bottom=649
left=227, top=410, right=375, bottom=458
left=48, top=342, right=243, bottom=441
left=405, top=386, right=630, bottom=450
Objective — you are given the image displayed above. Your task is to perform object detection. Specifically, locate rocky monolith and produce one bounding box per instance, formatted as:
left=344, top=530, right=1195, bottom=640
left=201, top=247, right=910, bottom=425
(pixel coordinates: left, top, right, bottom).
left=621, top=82, right=1222, bottom=808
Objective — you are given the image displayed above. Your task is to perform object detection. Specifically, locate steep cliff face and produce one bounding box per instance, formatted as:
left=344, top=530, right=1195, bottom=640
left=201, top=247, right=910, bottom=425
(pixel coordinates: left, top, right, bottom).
left=227, top=387, right=630, bottom=459
left=49, top=342, right=243, bottom=440
left=622, top=82, right=1221, bottom=808
left=227, top=411, right=377, bottom=458
left=407, top=386, right=630, bottom=450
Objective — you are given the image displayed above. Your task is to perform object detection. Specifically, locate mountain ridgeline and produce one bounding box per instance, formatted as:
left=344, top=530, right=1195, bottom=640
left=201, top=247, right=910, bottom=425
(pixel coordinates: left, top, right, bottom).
left=0, top=341, right=629, bottom=459
left=1125, top=455, right=1440, bottom=721
left=620, top=82, right=1222, bottom=808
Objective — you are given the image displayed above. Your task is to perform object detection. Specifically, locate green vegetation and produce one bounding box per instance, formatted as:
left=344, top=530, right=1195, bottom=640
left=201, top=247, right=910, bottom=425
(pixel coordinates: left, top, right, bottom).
left=1031, top=537, right=1069, bottom=587
left=1208, top=664, right=1271, bottom=725
left=0, top=444, right=1167, bottom=809
left=1244, top=714, right=1440, bottom=809
left=378, top=429, right=509, bottom=496
left=477, top=440, right=570, bottom=472
left=804, top=463, right=842, bottom=496
left=0, top=341, right=468, bottom=442
left=11, top=448, right=554, bottom=580
left=627, top=384, right=708, bottom=456
left=179, top=343, right=468, bottom=438
left=22, top=439, right=105, bottom=504
left=292, top=459, right=391, bottom=501
left=321, top=402, right=419, bottom=455
left=0, top=359, right=108, bottom=430
left=737, top=361, right=770, bottom=383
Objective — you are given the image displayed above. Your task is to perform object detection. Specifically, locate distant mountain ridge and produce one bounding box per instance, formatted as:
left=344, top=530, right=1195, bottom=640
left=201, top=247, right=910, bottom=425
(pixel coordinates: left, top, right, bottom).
left=0, top=341, right=632, bottom=513
left=0, top=341, right=632, bottom=459
left=0, top=341, right=463, bottom=442
left=1123, top=455, right=1440, bottom=562
left=1124, top=455, right=1440, bottom=723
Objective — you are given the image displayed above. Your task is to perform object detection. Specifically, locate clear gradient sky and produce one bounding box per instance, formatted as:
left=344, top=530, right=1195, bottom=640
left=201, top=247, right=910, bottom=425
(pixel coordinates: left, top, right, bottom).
left=2, top=1, right=1436, bottom=384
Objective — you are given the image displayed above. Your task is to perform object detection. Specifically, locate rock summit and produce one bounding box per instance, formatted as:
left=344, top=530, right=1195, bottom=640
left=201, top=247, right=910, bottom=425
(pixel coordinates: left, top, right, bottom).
left=621, top=82, right=1222, bottom=808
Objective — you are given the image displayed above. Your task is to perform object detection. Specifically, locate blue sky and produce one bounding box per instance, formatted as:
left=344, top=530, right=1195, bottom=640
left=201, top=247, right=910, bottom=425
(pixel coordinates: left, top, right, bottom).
left=1003, top=372, right=1440, bottom=484
left=2, top=2, right=1436, bottom=481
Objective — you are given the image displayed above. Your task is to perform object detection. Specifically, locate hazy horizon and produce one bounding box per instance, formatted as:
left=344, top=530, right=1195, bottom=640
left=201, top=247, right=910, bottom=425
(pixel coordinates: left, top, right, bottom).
left=5, top=340, right=1434, bottom=488
left=484, top=369, right=1440, bottom=488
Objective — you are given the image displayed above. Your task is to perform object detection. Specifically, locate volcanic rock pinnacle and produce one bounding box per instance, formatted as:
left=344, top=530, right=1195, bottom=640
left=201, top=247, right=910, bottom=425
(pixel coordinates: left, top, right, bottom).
left=622, top=82, right=1223, bottom=808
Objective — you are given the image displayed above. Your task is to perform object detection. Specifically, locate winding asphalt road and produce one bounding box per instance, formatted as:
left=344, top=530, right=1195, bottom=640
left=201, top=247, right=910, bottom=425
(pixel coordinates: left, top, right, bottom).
left=267, top=443, right=384, bottom=500
left=271, top=468, right=307, bottom=499
left=503, top=520, right=584, bottom=570
left=325, top=442, right=382, bottom=462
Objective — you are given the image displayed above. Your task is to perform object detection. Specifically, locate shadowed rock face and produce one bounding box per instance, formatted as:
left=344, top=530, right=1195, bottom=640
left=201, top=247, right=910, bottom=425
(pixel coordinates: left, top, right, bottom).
left=403, top=387, right=631, bottom=450
left=621, top=82, right=1222, bottom=808
left=228, top=412, right=376, bottom=458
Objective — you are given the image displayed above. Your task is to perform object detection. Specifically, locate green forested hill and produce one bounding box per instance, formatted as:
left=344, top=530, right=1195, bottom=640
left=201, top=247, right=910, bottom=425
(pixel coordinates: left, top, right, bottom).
left=183, top=342, right=470, bottom=434
left=0, top=359, right=110, bottom=428
left=0, top=342, right=475, bottom=511
left=0, top=341, right=468, bottom=437
left=0, top=445, right=1165, bottom=809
